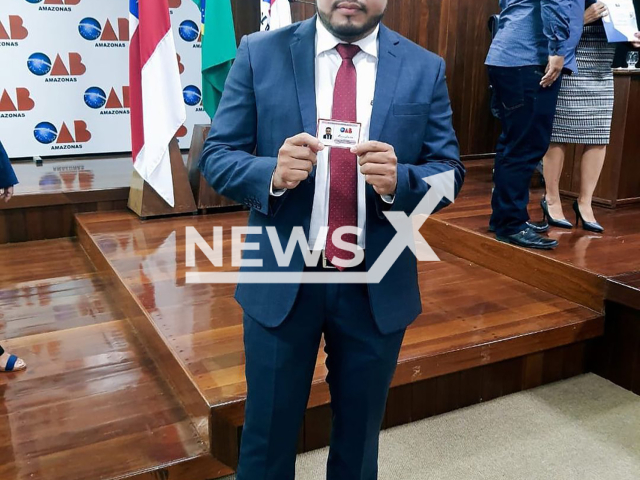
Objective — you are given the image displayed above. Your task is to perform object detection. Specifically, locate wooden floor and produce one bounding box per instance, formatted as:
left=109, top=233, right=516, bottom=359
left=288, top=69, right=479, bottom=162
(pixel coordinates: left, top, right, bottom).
left=423, top=160, right=640, bottom=311
left=435, top=160, right=640, bottom=278
left=0, top=239, right=232, bottom=480
left=76, top=209, right=604, bottom=468
left=6, top=158, right=638, bottom=478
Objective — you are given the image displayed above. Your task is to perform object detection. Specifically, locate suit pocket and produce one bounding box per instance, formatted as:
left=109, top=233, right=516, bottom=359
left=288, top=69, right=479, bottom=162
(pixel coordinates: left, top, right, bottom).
left=392, top=102, right=431, bottom=116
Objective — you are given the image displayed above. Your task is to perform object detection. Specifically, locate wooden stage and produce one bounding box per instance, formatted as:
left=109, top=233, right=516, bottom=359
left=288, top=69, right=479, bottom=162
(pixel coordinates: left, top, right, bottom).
left=0, top=156, right=132, bottom=244
left=423, top=160, right=640, bottom=312
left=2, top=160, right=639, bottom=479
left=74, top=206, right=604, bottom=472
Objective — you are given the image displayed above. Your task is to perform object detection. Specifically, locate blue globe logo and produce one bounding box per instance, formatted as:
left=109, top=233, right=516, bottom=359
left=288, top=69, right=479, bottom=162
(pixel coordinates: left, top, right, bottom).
left=183, top=85, right=202, bottom=106
left=25, top=0, right=43, bottom=4
left=34, top=122, right=58, bottom=144
left=27, top=53, right=52, bottom=76
left=179, top=20, right=199, bottom=42
left=79, top=17, right=102, bottom=41
left=84, top=87, right=107, bottom=109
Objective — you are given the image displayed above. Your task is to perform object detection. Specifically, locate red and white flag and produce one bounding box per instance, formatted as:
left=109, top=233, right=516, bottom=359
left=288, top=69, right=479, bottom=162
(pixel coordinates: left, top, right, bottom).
left=260, top=0, right=292, bottom=31
left=129, top=0, right=186, bottom=207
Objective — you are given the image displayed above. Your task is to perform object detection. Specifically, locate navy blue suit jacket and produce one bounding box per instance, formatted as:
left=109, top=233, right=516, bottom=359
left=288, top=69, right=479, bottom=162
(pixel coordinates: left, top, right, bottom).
left=0, top=141, right=18, bottom=189
left=200, top=17, right=465, bottom=334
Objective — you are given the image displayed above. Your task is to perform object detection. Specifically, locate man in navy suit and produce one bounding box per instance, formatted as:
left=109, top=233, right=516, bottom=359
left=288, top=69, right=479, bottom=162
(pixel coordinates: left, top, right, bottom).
left=200, top=1, right=465, bottom=478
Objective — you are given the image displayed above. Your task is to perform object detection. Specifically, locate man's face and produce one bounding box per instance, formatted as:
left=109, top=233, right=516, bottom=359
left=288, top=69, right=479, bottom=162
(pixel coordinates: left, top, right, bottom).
left=326, top=128, right=332, bottom=134
left=316, top=1, right=387, bottom=42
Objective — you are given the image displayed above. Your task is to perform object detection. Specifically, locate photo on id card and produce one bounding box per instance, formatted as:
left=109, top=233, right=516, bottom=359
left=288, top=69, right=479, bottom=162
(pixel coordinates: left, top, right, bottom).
left=317, top=119, right=362, bottom=149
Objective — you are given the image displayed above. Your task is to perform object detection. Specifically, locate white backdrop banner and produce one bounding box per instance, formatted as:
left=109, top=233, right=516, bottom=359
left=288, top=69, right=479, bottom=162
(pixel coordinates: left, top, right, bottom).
left=0, top=0, right=210, bottom=158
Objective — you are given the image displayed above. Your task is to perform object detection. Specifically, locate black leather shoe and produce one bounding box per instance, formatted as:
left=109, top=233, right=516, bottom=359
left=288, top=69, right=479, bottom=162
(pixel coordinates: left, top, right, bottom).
left=540, top=197, right=573, bottom=229
left=573, top=201, right=604, bottom=233
left=526, top=221, right=549, bottom=234
left=496, top=227, right=558, bottom=250
left=489, top=221, right=548, bottom=234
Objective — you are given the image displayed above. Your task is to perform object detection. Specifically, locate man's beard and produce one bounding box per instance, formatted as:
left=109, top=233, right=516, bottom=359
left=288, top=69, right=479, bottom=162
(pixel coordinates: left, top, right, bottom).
left=317, top=3, right=385, bottom=42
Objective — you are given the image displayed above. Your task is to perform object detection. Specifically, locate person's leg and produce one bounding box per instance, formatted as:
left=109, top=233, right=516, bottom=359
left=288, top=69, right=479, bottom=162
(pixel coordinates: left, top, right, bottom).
left=489, top=66, right=562, bottom=237
left=543, top=143, right=568, bottom=220
left=489, top=130, right=507, bottom=232
left=488, top=66, right=512, bottom=233
left=578, top=144, right=607, bottom=223
left=237, top=283, right=326, bottom=480
left=324, top=282, right=406, bottom=480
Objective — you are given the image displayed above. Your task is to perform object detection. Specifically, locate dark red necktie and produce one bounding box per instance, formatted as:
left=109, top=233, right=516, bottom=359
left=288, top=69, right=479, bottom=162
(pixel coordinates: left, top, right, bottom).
left=326, top=43, right=360, bottom=269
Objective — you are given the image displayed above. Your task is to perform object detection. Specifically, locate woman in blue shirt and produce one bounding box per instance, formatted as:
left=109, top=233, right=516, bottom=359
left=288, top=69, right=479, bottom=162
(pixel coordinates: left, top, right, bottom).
left=541, top=1, right=640, bottom=233
left=0, top=140, right=27, bottom=372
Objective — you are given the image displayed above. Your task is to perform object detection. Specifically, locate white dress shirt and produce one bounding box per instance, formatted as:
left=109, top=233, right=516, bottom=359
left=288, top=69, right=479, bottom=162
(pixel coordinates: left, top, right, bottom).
left=272, top=19, right=389, bottom=250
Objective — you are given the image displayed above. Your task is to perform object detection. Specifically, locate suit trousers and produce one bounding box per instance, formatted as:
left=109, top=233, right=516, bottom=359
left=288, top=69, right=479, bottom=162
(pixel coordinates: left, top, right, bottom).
left=237, top=268, right=406, bottom=480
left=488, top=65, right=563, bottom=236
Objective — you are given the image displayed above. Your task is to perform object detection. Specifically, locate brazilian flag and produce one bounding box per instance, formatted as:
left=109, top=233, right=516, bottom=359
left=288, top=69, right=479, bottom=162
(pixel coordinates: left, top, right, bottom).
left=192, top=0, right=237, bottom=119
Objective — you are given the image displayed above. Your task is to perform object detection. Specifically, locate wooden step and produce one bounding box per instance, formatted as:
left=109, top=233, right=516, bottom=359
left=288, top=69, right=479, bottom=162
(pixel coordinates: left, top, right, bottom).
left=422, top=159, right=640, bottom=312
left=75, top=211, right=604, bottom=470
left=0, top=239, right=232, bottom=480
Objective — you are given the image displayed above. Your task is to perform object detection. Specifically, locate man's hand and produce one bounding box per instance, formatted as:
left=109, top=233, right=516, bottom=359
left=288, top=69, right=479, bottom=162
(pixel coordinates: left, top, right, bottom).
left=273, top=133, right=324, bottom=190
left=1, top=186, right=14, bottom=203
left=632, top=32, right=640, bottom=49
left=541, top=55, right=564, bottom=88
left=352, top=141, right=398, bottom=196
left=585, top=1, right=608, bottom=25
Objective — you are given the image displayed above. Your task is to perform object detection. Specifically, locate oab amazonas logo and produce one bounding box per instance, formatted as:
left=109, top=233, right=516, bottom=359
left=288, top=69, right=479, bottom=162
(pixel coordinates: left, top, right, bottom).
left=84, top=86, right=130, bottom=115
left=0, top=15, right=28, bottom=47
left=34, top=120, right=92, bottom=151
left=27, top=52, right=86, bottom=82
left=25, top=0, right=82, bottom=12
left=0, top=88, right=35, bottom=119
left=183, top=85, right=203, bottom=111
left=78, top=17, right=129, bottom=48
left=179, top=20, right=201, bottom=48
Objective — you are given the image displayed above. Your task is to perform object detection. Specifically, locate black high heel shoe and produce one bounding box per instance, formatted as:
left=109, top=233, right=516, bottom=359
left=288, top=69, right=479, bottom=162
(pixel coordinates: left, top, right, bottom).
left=573, top=201, right=604, bottom=233
left=540, top=197, right=573, bottom=229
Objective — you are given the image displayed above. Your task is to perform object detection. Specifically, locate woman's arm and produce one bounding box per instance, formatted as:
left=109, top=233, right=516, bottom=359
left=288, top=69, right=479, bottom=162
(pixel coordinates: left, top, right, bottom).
left=0, top=141, right=18, bottom=203
left=584, top=1, right=608, bottom=25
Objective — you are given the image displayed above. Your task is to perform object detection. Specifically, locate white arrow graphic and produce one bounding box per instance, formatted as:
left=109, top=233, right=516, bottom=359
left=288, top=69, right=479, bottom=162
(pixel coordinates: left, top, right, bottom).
left=186, top=170, right=456, bottom=284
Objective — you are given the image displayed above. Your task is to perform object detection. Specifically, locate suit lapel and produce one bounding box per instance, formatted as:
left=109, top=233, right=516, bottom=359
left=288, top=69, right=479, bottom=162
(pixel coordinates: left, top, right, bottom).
left=290, top=17, right=318, bottom=136
left=370, top=24, right=402, bottom=141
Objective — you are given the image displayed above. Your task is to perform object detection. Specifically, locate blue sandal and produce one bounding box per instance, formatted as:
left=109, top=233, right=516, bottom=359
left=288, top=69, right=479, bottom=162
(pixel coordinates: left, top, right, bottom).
left=1, top=354, right=26, bottom=372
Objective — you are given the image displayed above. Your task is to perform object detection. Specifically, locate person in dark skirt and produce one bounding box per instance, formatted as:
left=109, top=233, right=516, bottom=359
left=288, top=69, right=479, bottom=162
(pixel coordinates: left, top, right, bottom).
left=541, top=1, right=640, bottom=233
left=0, top=140, right=27, bottom=372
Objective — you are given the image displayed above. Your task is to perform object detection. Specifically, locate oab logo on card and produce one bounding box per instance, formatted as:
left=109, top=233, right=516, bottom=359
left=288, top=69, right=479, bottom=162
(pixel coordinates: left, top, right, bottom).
left=317, top=119, right=361, bottom=148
